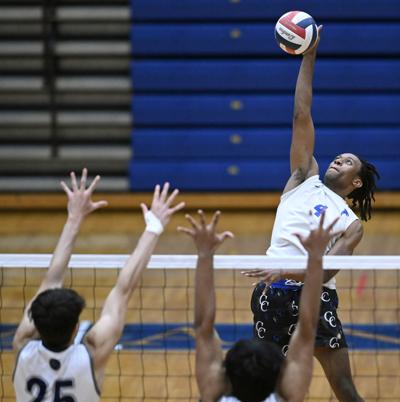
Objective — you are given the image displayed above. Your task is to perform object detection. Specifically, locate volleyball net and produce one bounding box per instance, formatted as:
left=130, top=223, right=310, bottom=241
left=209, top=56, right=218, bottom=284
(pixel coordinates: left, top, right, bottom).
left=1, top=254, right=399, bottom=402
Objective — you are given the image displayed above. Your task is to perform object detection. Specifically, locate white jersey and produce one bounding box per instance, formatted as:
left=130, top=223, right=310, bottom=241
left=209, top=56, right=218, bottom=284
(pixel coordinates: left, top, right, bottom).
left=267, top=175, right=358, bottom=289
left=13, top=340, right=100, bottom=402
left=218, top=393, right=281, bottom=402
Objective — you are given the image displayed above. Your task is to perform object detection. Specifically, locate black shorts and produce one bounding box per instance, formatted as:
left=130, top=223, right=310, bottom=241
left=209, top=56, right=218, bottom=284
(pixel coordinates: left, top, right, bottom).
left=251, top=283, right=347, bottom=356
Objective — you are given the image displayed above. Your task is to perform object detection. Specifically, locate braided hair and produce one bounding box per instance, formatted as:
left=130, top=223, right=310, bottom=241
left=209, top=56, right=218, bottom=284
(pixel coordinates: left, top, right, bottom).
left=347, top=157, right=380, bottom=221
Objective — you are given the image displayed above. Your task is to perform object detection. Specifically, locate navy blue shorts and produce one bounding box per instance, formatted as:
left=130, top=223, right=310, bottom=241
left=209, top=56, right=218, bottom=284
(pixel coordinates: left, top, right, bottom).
left=251, top=283, right=347, bottom=356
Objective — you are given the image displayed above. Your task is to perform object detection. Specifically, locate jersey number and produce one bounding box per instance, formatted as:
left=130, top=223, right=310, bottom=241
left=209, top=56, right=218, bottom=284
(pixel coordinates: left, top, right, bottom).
left=27, top=377, right=76, bottom=402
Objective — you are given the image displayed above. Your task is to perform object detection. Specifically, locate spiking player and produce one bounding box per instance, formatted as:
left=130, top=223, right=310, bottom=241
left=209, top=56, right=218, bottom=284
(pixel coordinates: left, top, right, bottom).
left=243, top=27, right=379, bottom=402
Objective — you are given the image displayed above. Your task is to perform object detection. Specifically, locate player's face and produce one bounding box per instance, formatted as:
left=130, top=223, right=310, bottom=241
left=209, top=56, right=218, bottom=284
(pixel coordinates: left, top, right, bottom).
left=324, top=153, right=362, bottom=185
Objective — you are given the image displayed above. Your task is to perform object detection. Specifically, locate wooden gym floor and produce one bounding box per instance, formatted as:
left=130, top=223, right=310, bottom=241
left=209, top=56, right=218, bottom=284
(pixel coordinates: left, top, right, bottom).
left=0, top=193, right=399, bottom=401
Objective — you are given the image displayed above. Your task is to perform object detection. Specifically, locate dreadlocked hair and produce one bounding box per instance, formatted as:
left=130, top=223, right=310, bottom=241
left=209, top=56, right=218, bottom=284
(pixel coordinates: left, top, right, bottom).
left=347, top=157, right=380, bottom=221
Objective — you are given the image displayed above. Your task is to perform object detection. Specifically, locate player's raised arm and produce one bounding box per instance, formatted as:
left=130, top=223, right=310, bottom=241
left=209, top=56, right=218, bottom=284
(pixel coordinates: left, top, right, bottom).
left=286, top=27, right=322, bottom=192
left=85, top=183, right=185, bottom=388
left=178, top=211, right=234, bottom=402
left=277, top=212, right=341, bottom=402
left=13, top=168, right=107, bottom=352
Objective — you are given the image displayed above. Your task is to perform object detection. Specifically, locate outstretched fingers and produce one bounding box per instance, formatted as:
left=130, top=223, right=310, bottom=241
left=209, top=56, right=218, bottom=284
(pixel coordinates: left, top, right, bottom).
left=294, top=232, right=307, bottom=247
left=87, top=174, right=101, bottom=194
left=70, top=171, right=78, bottom=191
left=241, top=269, right=266, bottom=277
left=177, top=226, right=195, bottom=237
left=170, top=201, right=185, bottom=214
left=152, top=184, right=161, bottom=205
left=79, top=168, right=88, bottom=190
left=210, top=210, right=221, bottom=231
left=198, top=210, right=206, bottom=227
left=165, top=188, right=179, bottom=207
left=160, top=182, right=170, bottom=203
left=60, top=181, right=72, bottom=198
left=218, top=231, right=234, bottom=242
left=326, top=216, right=340, bottom=232
left=185, top=213, right=201, bottom=230
left=92, top=200, right=108, bottom=210
left=319, top=209, right=326, bottom=228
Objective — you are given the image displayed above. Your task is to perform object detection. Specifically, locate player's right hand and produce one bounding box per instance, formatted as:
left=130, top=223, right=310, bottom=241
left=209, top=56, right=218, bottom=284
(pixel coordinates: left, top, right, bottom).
left=60, top=168, right=108, bottom=221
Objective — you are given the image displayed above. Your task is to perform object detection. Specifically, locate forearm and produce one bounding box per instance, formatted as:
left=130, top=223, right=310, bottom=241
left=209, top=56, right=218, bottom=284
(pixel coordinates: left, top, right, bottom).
left=294, top=52, right=316, bottom=117
left=282, top=268, right=334, bottom=283
left=116, top=230, right=159, bottom=297
left=281, top=269, right=307, bottom=282
left=298, top=255, right=323, bottom=336
left=42, top=216, right=82, bottom=288
left=323, top=232, right=358, bottom=281
left=194, top=254, right=216, bottom=329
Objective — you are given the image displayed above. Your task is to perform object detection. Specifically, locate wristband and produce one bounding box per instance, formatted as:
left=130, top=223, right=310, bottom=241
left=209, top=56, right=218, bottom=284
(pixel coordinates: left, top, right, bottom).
left=145, top=211, right=164, bottom=235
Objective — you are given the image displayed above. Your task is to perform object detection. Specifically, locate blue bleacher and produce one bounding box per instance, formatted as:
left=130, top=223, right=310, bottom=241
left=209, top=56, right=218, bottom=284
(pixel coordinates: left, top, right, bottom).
left=132, top=0, right=400, bottom=21
left=133, top=95, right=400, bottom=126
left=131, top=24, right=400, bottom=56
left=132, top=128, right=400, bottom=159
left=132, top=60, right=400, bottom=92
left=129, top=160, right=399, bottom=191
left=130, top=0, right=400, bottom=191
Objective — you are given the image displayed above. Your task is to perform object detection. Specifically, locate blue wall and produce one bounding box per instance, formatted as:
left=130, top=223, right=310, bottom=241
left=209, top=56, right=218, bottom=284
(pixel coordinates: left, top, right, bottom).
left=130, top=0, right=400, bottom=191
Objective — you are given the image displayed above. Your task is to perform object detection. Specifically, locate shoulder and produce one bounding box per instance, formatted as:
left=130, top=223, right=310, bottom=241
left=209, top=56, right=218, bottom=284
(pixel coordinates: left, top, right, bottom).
left=18, top=340, right=38, bottom=356
left=282, top=174, right=320, bottom=199
left=344, top=219, right=363, bottom=239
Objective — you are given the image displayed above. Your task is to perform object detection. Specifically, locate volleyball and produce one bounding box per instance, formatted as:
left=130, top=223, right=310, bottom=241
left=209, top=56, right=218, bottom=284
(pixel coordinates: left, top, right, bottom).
left=275, top=11, right=318, bottom=55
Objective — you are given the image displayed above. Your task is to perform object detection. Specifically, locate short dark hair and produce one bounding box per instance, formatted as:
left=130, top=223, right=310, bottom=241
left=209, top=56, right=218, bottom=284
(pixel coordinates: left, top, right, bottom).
left=30, top=288, right=85, bottom=349
left=224, top=339, right=283, bottom=402
left=348, top=157, right=380, bottom=221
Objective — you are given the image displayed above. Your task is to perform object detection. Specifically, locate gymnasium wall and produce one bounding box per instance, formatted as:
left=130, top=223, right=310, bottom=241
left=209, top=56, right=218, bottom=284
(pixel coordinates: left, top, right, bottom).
left=130, top=0, right=400, bottom=191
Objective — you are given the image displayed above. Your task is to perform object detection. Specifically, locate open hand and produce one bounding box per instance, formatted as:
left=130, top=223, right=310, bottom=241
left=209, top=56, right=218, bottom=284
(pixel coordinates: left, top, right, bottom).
left=241, top=268, right=283, bottom=286
left=141, top=182, right=185, bottom=228
left=60, top=168, right=108, bottom=221
left=304, top=24, right=323, bottom=55
left=178, top=210, right=234, bottom=257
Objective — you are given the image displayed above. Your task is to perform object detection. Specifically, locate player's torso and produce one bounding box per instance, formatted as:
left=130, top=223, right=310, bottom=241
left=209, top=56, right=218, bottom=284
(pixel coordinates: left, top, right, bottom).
left=267, top=176, right=358, bottom=289
left=13, top=340, right=100, bottom=402
left=268, top=175, right=356, bottom=257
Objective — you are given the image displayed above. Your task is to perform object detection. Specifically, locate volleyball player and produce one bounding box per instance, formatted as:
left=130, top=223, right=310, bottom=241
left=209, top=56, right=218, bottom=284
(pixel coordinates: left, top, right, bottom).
left=179, top=210, right=340, bottom=402
left=243, top=29, right=379, bottom=402
left=13, top=169, right=184, bottom=401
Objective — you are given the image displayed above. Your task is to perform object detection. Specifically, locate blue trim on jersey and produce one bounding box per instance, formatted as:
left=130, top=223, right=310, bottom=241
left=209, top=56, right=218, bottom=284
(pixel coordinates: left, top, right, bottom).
left=269, top=279, right=303, bottom=290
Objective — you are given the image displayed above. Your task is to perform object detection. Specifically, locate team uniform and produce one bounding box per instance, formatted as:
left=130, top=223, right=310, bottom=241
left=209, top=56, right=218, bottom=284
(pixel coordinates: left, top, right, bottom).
left=251, top=175, right=358, bottom=355
left=13, top=340, right=99, bottom=402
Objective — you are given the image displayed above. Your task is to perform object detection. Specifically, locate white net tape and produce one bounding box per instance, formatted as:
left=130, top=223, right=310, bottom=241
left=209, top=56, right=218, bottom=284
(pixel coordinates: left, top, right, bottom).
left=0, top=253, right=400, bottom=269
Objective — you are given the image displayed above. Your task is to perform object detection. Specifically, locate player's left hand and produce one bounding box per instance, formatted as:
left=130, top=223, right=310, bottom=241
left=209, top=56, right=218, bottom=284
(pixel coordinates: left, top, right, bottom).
left=141, top=182, right=185, bottom=228
left=241, top=268, right=283, bottom=286
left=303, top=24, right=323, bottom=55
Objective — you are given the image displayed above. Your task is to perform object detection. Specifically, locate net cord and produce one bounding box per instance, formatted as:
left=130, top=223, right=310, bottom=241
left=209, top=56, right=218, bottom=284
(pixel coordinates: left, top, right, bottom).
left=0, top=254, right=399, bottom=269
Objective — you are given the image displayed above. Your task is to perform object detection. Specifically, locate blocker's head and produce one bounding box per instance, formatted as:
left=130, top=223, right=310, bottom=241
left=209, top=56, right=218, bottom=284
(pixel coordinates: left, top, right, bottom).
left=30, top=288, right=85, bottom=350
left=224, top=338, right=283, bottom=402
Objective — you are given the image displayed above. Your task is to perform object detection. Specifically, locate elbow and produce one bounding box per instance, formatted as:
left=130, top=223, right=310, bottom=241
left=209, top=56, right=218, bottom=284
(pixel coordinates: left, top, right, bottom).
left=293, top=108, right=310, bottom=122
left=12, top=336, right=23, bottom=352
left=194, top=315, right=214, bottom=333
